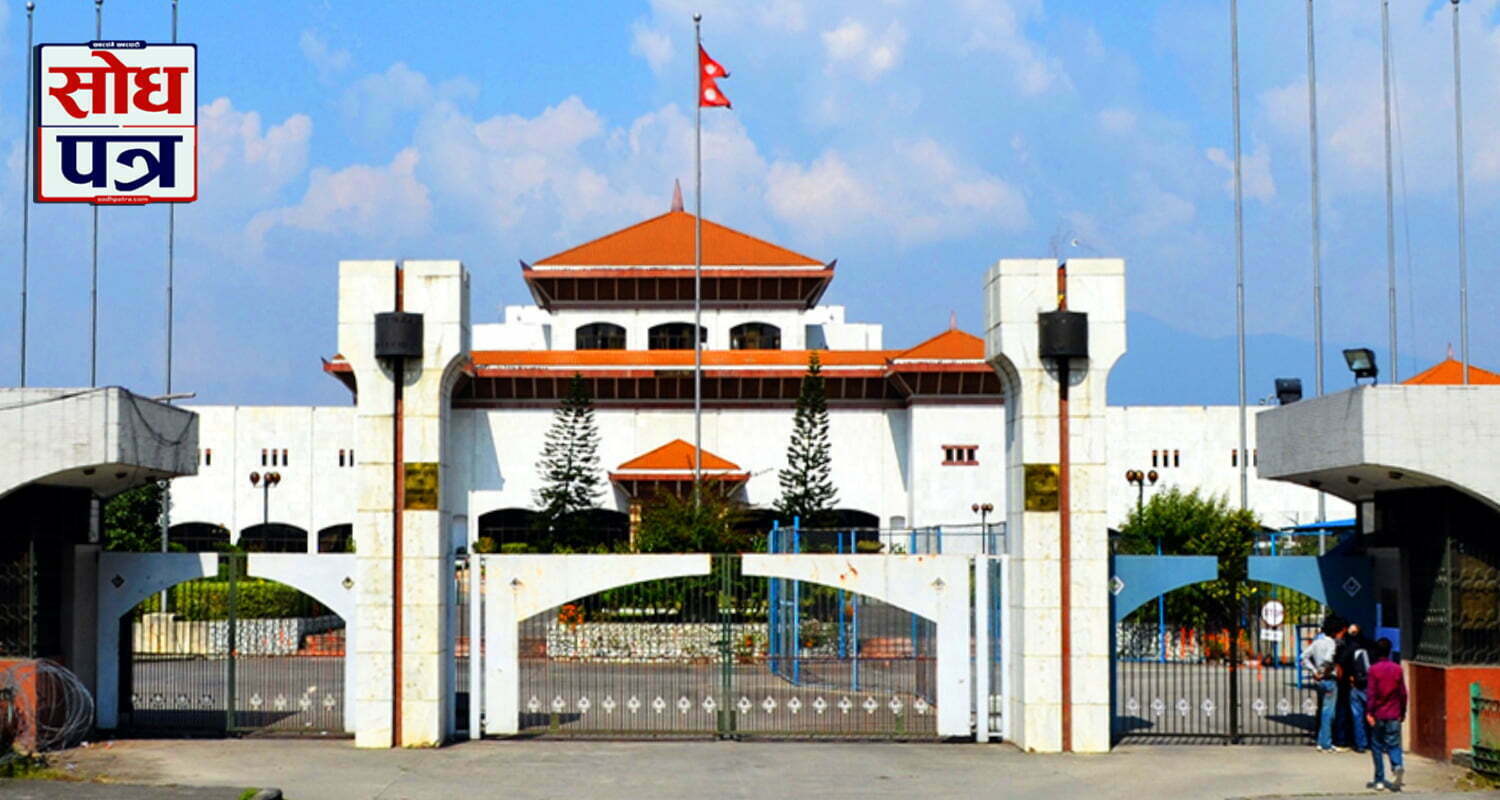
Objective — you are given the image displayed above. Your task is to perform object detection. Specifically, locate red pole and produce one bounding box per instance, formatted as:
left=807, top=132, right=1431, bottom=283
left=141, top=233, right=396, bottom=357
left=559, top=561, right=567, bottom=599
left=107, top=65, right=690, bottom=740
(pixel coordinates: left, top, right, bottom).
left=392, top=266, right=405, bottom=746
left=1057, top=262, right=1072, bottom=752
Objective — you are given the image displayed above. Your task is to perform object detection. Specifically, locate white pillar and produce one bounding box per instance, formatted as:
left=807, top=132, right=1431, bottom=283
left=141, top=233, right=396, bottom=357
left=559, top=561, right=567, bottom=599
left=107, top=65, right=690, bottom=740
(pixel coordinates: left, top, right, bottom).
left=984, top=258, right=1124, bottom=753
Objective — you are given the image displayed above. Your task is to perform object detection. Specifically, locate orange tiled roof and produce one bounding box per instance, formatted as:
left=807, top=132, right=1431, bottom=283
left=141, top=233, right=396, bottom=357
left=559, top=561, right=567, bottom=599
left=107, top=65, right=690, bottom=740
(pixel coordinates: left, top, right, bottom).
left=616, top=439, right=742, bottom=472
left=533, top=211, right=823, bottom=267
left=893, top=329, right=984, bottom=361
left=1402, top=358, right=1500, bottom=385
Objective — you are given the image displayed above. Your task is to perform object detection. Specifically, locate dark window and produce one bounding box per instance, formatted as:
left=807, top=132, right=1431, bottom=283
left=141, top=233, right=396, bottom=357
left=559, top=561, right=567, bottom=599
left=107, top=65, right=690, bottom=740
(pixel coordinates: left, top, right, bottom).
left=730, top=322, right=782, bottom=350
left=942, top=445, right=979, bottom=465
left=1231, top=449, right=1238, bottom=467
left=338, top=449, right=345, bottom=467
left=238, top=523, right=309, bottom=553
left=261, top=448, right=268, bottom=467
left=648, top=323, right=707, bottom=350
left=576, top=322, right=627, bottom=350
left=1152, top=450, right=1158, bottom=468
left=282, top=449, right=289, bottom=466
left=1173, top=450, right=1180, bottom=468
left=169, top=523, right=230, bottom=552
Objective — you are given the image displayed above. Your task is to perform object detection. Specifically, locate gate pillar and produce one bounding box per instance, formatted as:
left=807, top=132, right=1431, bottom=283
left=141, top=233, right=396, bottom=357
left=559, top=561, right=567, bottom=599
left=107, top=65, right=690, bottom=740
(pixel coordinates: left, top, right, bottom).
left=340, top=260, right=470, bottom=747
left=985, top=258, right=1125, bottom=753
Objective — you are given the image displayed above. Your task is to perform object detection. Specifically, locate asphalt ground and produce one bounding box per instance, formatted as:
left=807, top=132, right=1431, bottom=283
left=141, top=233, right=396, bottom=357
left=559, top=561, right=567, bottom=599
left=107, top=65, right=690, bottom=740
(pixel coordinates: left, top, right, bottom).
left=48, top=737, right=1479, bottom=800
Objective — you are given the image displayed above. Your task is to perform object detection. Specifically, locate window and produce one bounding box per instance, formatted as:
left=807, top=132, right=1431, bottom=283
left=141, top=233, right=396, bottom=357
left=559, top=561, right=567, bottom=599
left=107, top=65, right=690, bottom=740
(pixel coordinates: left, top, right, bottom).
left=1151, top=450, right=1158, bottom=468
left=202, top=448, right=212, bottom=467
left=1173, top=450, right=1180, bottom=468
left=338, top=449, right=346, bottom=467
left=730, top=322, right=782, bottom=350
left=942, top=445, right=979, bottom=465
left=575, top=322, right=626, bottom=350
left=261, top=448, right=268, bottom=467
left=282, top=449, right=289, bottom=466
left=648, top=322, right=707, bottom=350
left=1231, top=449, right=1238, bottom=467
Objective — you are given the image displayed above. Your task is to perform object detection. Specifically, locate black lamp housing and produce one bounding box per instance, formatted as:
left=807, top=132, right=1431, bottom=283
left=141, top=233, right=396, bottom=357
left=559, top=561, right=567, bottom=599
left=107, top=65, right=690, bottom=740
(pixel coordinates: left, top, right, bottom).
left=1342, top=348, right=1378, bottom=383
left=375, top=312, right=424, bottom=360
left=1038, top=310, right=1088, bottom=362
left=1275, top=377, right=1303, bottom=405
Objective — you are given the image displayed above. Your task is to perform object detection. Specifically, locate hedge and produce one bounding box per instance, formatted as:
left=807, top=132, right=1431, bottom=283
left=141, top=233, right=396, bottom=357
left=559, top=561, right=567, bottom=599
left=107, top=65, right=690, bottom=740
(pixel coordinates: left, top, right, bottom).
left=137, top=579, right=326, bottom=620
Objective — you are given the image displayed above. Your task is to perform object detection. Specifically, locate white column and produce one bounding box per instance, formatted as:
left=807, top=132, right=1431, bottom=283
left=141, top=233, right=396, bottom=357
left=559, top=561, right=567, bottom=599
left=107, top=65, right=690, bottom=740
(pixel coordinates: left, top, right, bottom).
left=984, top=258, right=1124, bottom=753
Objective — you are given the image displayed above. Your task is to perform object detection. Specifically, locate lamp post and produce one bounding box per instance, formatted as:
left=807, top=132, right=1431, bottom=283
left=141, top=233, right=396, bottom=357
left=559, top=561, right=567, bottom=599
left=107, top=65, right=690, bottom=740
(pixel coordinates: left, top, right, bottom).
left=971, top=502, right=995, bottom=554
left=1125, top=469, right=1165, bottom=662
left=248, top=471, right=281, bottom=531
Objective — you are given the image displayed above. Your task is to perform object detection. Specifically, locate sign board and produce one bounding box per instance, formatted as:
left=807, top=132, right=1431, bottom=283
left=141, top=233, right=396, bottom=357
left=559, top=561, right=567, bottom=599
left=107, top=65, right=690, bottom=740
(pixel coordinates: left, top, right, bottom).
left=1260, top=600, right=1285, bottom=627
left=1023, top=463, right=1059, bottom=512
left=34, top=41, right=197, bottom=203
left=403, top=462, right=440, bottom=510
left=1260, top=629, right=1284, bottom=643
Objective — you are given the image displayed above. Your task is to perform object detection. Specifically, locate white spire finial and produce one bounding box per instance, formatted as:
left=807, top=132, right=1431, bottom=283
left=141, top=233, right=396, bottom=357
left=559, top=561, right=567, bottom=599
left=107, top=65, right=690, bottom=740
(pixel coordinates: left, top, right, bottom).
left=671, top=179, right=684, bottom=212
left=949, top=311, right=957, bottom=331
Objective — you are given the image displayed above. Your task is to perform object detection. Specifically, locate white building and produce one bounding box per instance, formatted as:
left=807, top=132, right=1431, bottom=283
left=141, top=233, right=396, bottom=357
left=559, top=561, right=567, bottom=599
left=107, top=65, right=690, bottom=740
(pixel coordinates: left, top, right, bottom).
left=169, top=199, right=1346, bottom=552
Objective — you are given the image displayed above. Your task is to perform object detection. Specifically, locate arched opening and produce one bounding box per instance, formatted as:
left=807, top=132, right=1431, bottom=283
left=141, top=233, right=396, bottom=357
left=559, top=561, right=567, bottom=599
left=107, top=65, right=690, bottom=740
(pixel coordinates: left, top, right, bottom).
left=237, top=524, right=309, bottom=553
left=168, top=522, right=230, bottom=552
left=477, top=508, right=540, bottom=552
left=647, top=322, right=706, bottom=350
left=117, top=556, right=346, bottom=734
left=317, top=524, right=353, bottom=553
left=730, top=322, right=781, bottom=350
left=575, top=322, right=627, bottom=350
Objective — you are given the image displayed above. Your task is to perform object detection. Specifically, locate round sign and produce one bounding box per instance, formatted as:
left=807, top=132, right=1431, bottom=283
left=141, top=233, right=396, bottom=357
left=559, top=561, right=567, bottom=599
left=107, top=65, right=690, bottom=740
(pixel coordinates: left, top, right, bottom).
left=1260, top=600, right=1286, bottom=628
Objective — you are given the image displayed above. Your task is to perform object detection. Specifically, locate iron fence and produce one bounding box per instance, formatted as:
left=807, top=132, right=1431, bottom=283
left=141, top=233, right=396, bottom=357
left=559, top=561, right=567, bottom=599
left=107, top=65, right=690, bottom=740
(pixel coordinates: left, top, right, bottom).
left=515, top=555, right=939, bottom=739
left=0, top=554, right=35, bottom=657
left=123, top=553, right=347, bottom=735
left=1473, top=683, right=1500, bottom=777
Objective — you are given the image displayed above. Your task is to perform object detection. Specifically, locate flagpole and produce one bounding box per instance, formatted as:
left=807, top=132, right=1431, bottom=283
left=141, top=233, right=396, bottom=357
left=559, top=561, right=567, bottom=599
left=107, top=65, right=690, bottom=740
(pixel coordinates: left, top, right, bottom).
left=1451, top=0, right=1470, bottom=385
left=167, top=0, right=179, bottom=398
left=91, top=0, right=103, bottom=388
left=1381, top=0, right=1398, bottom=381
left=1305, top=0, right=1326, bottom=524
left=1231, top=0, right=1248, bottom=511
left=20, top=2, right=35, bottom=386
left=693, top=13, right=704, bottom=486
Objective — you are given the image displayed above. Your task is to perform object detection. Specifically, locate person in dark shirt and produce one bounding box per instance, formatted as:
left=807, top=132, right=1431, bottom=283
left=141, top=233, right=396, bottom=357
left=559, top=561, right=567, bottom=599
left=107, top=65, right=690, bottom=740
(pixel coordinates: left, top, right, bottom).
left=1365, top=637, right=1407, bottom=792
left=1338, top=623, right=1372, bottom=753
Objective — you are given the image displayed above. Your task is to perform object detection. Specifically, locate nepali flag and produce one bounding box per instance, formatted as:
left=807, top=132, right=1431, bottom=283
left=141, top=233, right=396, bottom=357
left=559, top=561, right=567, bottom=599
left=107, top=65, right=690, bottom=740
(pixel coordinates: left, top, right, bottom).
left=699, top=45, right=731, bottom=108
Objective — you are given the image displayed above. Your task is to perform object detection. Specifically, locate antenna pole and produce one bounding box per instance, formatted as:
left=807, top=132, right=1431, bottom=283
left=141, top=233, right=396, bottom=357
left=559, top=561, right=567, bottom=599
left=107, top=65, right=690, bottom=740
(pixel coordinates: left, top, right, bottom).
left=1381, top=0, right=1398, bottom=380
left=1231, top=0, right=1248, bottom=510
left=1451, top=0, right=1470, bottom=384
left=20, top=3, right=35, bottom=386
left=1306, top=0, right=1326, bottom=523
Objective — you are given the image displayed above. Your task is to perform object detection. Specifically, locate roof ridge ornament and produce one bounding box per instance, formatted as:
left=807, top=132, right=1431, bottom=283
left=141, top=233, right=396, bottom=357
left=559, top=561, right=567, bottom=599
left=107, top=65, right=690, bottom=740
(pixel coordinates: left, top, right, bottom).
left=671, top=179, right=684, bottom=213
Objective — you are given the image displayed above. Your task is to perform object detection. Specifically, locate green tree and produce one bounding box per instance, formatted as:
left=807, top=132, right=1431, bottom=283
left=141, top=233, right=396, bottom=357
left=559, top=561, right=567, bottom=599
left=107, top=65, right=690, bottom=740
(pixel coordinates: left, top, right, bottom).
left=1116, top=487, right=1260, bottom=628
left=103, top=482, right=165, bottom=552
left=635, top=482, right=756, bottom=554
left=533, top=374, right=604, bottom=546
left=775, top=352, right=837, bottom=524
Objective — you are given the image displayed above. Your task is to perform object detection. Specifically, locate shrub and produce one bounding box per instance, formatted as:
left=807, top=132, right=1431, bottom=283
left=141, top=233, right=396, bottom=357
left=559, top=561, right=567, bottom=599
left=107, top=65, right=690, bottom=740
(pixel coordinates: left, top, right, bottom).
left=139, top=579, right=324, bottom=620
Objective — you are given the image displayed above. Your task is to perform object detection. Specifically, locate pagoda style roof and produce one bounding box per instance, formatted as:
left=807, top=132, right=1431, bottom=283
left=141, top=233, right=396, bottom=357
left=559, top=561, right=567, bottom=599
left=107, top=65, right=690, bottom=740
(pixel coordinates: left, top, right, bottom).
left=891, top=329, right=985, bottom=363
left=534, top=210, right=822, bottom=267
left=1401, top=358, right=1500, bottom=386
left=610, top=439, right=749, bottom=496
left=522, top=211, right=833, bottom=310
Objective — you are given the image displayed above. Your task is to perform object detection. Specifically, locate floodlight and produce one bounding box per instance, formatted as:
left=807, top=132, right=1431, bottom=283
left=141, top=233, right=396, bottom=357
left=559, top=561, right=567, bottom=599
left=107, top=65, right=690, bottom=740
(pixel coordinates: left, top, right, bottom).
left=1343, top=348, right=1378, bottom=384
left=1275, top=378, right=1303, bottom=405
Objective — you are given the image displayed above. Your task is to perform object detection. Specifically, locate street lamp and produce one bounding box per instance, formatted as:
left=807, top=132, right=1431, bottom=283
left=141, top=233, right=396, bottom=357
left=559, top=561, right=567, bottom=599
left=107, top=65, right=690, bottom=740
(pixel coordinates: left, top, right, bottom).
left=1124, top=469, right=1159, bottom=514
left=971, top=502, right=995, bottom=554
left=1274, top=378, right=1303, bottom=405
left=248, top=471, right=281, bottom=529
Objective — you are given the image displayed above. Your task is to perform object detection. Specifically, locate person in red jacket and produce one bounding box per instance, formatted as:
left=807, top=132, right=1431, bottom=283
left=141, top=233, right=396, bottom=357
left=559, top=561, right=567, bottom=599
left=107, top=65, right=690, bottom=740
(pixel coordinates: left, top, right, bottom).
left=1364, top=637, right=1406, bottom=792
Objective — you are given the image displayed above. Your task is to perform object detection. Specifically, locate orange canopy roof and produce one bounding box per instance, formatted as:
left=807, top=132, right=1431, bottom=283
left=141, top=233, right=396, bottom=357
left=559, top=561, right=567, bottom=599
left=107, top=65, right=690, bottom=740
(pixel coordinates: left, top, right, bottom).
left=1401, top=358, right=1500, bottom=385
left=533, top=211, right=823, bottom=267
left=893, top=329, right=985, bottom=361
left=615, top=439, right=742, bottom=473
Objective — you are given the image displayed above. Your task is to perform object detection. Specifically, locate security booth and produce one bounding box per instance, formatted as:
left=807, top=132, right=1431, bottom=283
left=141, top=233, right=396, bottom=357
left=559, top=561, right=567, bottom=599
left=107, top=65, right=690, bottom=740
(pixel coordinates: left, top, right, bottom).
left=1257, top=369, right=1500, bottom=761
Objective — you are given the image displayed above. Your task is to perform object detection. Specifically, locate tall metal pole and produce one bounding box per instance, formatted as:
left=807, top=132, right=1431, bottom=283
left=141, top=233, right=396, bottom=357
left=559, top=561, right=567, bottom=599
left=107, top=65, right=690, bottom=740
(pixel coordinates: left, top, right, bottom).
left=161, top=0, right=181, bottom=590
left=1381, top=0, right=1398, bottom=381
left=1231, top=0, right=1249, bottom=510
left=20, top=3, right=35, bottom=386
left=1306, top=0, right=1327, bottom=523
left=692, top=14, right=704, bottom=485
left=1451, top=0, right=1470, bottom=385
left=90, top=0, right=103, bottom=388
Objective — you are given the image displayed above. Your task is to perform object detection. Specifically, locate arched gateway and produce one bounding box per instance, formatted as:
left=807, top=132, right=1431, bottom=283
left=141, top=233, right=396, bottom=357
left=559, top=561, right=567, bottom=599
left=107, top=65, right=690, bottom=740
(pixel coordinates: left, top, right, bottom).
left=476, top=553, right=972, bottom=738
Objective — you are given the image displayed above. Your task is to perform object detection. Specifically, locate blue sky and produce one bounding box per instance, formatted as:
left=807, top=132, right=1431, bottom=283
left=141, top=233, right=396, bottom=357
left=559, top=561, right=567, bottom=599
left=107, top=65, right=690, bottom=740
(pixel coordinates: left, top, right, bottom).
left=1, top=0, right=1497, bottom=406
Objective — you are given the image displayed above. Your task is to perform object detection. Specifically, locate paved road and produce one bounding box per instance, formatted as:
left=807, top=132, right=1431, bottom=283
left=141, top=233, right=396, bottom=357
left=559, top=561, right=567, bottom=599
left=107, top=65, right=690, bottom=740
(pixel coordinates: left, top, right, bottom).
left=55, top=738, right=1473, bottom=800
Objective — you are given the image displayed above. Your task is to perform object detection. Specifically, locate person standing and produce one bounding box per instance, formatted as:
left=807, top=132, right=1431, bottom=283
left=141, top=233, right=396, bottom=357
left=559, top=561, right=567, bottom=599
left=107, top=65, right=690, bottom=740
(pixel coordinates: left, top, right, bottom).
left=1301, top=615, right=1347, bottom=753
left=1341, top=622, right=1372, bottom=753
left=1365, top=637, right=1407, bottom=791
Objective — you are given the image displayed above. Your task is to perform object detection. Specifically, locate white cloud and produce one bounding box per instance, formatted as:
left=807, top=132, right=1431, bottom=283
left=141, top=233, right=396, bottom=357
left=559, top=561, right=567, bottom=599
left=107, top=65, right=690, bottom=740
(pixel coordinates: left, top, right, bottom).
left=1204, top=144, right=1276, bottom=203
left=954, top=0, right=1069, bottom=96
left=299, top=29, right=351, bottom=82
left=821, top=19, right=908, bottom=80
left=630, top=23, right=674, bottom=74
left=766, top=139, right=1028, bottom=243
left=196, top=98, right=312, bottom=214
left=247, top=148, right=431, bottom=244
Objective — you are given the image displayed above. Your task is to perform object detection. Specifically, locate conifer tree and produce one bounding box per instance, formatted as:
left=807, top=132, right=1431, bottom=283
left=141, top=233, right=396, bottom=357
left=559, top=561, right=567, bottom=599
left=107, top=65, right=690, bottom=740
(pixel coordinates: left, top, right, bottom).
left=776, top=352, right=837, bottom=523
left=534, top=374, right=603, bottom=537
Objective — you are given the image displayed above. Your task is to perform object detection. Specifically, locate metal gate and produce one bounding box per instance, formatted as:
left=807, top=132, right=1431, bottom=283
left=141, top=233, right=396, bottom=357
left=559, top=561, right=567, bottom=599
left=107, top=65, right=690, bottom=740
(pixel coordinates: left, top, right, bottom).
left=121, top=553, right=347, bottom=735
left=1113, top=578, right=1319, bottom=743
left=511, top=556, right=938, bottom=739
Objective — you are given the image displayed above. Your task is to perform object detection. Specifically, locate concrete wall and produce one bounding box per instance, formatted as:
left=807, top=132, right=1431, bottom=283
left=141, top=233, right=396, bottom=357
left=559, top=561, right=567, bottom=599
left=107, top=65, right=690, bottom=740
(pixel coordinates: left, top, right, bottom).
left=170, top=405, right=356, bottom=550
left=1108, top=405, right=1352, bottom=528
left=472, top=303, right=881, bottom=353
